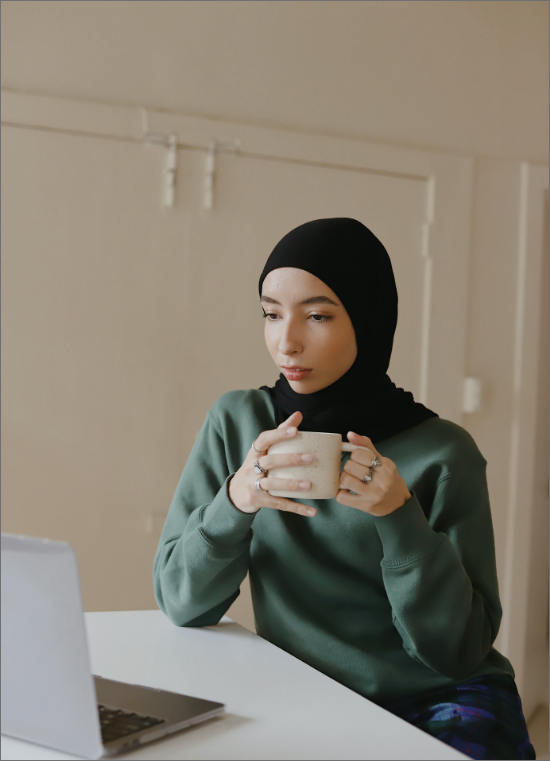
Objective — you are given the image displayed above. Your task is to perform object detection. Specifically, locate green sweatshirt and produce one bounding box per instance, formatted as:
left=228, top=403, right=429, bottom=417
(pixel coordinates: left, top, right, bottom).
left=153, top=389, right=514, bottom=704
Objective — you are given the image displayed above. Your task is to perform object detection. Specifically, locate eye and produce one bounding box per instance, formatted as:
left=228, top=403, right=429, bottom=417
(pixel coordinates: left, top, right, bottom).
left=310, top=314, right=331, bottom=322
left=262, top=312, right=280, bottom=321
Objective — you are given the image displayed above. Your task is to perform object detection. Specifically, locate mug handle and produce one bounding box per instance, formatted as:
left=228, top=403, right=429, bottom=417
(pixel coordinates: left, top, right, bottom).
left=341, top=443, right=371, bottom=454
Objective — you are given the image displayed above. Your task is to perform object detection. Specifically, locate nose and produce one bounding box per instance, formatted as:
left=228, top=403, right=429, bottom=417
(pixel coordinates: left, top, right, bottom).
left=278, top=317, right=303, bottom=356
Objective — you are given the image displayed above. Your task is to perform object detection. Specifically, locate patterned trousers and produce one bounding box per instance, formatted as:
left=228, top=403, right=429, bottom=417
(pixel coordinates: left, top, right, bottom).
left=381, top=674, right=536, bottom=760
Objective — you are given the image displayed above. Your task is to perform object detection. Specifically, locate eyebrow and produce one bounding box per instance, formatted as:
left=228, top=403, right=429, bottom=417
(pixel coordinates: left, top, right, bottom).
left=260, top=295, right=340, bottom=307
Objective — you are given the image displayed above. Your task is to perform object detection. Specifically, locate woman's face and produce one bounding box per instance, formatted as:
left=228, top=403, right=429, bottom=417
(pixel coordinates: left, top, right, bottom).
left=262, top=267, right=357, bottom=394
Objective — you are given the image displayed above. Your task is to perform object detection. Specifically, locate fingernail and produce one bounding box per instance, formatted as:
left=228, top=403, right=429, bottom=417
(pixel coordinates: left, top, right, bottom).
left=299, top=481, right=311, bottom=490
left=301, top=454, right=313, bottom=463
left=306, top=508, right=316, bottom=516
left=286, top=427, right=296, bottom=435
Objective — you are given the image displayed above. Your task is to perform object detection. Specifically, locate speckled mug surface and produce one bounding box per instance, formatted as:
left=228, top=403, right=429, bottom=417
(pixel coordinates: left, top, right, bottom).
left=267, top=430, right=370, bottom=499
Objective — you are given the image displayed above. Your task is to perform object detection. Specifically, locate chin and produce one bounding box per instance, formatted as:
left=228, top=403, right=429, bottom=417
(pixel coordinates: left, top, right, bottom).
left=288, top=378, right=322, bottom=394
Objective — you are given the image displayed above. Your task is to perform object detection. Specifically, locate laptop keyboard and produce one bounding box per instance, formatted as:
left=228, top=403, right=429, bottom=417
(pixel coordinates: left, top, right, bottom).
left=98, top=704, right=166, bottom=744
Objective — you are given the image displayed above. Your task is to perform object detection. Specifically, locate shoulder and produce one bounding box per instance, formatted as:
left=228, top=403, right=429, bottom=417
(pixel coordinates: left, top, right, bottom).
left=207, top=388, right=276, bottom=436
left=209, top=388, right=273, bottom=417
left=387, top=416, right=487, bottom=480
left=412, top=417, right=487, bottom=471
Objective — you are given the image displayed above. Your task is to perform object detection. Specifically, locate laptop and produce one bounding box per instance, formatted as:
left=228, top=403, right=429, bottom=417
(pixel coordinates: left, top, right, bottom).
left=1, top=533, right=225, bottom=758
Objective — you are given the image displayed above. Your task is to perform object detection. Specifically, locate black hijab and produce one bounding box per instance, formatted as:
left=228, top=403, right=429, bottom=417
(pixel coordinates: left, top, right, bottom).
left=258, top=218, right=438, bottom=443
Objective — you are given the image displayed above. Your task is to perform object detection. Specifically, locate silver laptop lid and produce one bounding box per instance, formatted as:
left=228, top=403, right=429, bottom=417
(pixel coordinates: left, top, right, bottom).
left=1, top=533, right=104, bottom=760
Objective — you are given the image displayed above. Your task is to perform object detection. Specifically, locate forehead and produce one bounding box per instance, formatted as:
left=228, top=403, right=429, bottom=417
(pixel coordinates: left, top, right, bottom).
left=261, top=267, right=338, bottom=301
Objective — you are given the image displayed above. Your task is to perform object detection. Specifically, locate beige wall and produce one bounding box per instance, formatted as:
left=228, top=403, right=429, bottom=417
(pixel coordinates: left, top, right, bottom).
left=1, top=1, right=548, bottom=160
left=2, top=0, right=548, bottom=713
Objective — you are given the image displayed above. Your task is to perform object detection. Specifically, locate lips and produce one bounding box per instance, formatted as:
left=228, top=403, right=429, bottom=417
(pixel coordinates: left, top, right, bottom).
left=281, top=366, right=312, bottom=380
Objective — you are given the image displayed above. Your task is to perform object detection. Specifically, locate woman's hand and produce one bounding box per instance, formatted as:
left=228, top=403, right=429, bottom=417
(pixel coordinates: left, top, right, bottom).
left=336, top=431, right=411, bottom=517
left=228, top=411, right=318, bottom=518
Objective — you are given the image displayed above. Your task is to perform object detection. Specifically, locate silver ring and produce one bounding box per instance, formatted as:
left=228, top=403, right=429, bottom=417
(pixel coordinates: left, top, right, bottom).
left=252, top=438, right=267, bottom=455
left=361, top=458, right=381, bottom=484
left=255, top=476, right=266, bottom=491
left=254, top=460, right=267, bottom=475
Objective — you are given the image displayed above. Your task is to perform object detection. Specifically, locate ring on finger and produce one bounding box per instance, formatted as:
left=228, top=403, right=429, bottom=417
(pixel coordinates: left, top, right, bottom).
left=361, top=457, right=382, bottom=484
left=251, top=437, right=267, bottom=455
left=254, top=460, right=268, bottom=475
left=255, top=476, right=267, bottom=492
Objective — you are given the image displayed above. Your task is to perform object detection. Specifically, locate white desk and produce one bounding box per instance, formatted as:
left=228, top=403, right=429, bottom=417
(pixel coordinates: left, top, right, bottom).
left=2, top=610, right=467, bottom=760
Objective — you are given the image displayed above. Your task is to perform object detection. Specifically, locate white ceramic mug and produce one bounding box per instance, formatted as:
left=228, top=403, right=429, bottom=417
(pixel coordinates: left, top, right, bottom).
left=267, top=430, right=371, bottom=499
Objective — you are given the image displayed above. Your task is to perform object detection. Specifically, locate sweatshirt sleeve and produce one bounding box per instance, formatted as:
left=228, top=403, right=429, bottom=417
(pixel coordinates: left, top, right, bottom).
left=372, top=447, right=502, bottom=680
left=153, top=409, right=256, bottom=627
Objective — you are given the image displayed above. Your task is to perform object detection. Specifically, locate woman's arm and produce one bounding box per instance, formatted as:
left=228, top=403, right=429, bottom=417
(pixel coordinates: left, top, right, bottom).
left=153, top=411, right=256, bottom=627
left=373, top=455, right=502, bottom=680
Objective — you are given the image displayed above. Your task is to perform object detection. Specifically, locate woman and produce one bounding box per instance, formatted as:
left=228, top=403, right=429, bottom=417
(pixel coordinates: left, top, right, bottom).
left=154, top=218, right=535, bottom=760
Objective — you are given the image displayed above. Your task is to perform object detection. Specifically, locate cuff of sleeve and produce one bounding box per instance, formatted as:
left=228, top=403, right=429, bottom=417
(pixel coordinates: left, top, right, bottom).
left=373, top=491, right=441, bottom=567
left=199, top=474, right=257, bottom=550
